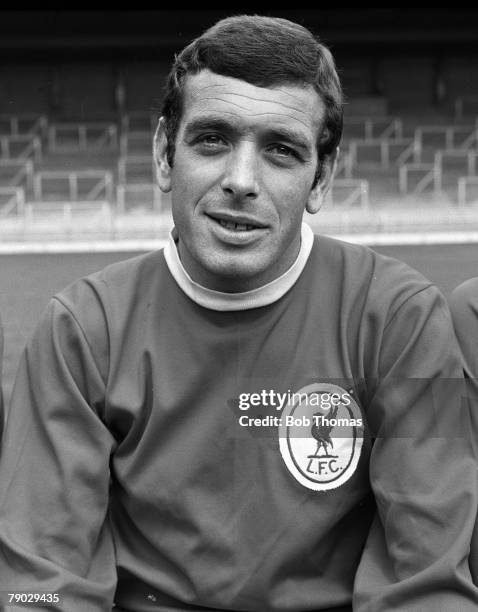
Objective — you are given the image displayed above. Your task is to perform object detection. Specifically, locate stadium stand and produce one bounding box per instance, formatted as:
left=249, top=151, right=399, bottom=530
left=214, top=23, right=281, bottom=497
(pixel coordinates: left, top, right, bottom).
left=0, top=9, right=478, bottom=239
left=0, top=103, right=477, bottom=239
left=0, top=109, right=477, bottom=238
left=47, top=122, right=118, bottom=152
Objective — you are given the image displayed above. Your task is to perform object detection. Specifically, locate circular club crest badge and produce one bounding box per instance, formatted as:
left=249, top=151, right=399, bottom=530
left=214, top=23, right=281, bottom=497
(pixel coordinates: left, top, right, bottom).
left=279, top=383, right=364, bottom=491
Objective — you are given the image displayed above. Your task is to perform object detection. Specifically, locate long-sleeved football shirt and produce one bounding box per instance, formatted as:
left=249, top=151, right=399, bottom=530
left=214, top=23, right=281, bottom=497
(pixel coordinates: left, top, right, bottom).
left=0, top=225, right=477, bottom=611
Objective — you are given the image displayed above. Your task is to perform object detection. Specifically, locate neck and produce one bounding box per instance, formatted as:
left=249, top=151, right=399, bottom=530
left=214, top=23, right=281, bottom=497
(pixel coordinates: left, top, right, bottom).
left=163, top=223, right=315, bottom=311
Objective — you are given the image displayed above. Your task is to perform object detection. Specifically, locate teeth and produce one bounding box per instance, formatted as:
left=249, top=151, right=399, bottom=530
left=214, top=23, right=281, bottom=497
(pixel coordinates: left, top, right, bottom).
left=218, top=219, right=255, bottom=231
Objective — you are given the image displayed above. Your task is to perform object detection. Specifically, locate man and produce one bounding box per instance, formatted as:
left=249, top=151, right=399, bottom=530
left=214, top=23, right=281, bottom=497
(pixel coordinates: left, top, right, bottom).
left=0, top=316, right=3, bottom=437
left=450, top=278, right=478, bottom=381
left=449, top=277, right=478, bottom=581
left=0, top=15, right=477, bottom=612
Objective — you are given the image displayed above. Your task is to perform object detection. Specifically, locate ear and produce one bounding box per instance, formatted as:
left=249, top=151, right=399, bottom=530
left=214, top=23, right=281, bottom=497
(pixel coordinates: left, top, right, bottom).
left=153, top=117, right=172, bottom=193
left=306, top=146, right=339, bottom=214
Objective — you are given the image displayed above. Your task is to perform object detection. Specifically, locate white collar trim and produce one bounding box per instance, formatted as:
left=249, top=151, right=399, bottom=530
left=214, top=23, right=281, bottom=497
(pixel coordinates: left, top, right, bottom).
left=163, top=222, right=314, bottom=311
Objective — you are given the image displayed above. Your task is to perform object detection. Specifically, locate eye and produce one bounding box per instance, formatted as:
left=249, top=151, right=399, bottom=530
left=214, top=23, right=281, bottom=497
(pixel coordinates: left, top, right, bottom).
left=191, top=133, right=229, bottom=155
left=197, top=134, right=227, bottom=147
left=266, top=143, right=303, bottom=167
left=268, top=144, right=299, bottom=158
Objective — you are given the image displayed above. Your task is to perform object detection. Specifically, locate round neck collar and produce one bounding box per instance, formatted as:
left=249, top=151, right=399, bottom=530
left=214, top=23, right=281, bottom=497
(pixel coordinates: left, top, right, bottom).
left=163, top=222, right=314, bottom=311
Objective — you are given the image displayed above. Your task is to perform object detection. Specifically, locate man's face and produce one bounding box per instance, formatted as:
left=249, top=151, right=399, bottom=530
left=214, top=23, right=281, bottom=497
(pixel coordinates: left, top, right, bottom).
left=156, top=69, right=330, bottom=292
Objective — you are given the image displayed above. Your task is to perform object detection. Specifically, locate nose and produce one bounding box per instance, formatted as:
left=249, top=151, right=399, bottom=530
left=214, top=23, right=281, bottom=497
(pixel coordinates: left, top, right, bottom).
left=220, top=142, right=259, bottom=199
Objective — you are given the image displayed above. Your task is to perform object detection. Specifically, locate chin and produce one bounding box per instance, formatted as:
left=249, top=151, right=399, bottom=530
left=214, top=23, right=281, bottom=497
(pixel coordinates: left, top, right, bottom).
left=201, top=255, right=271, bottom=290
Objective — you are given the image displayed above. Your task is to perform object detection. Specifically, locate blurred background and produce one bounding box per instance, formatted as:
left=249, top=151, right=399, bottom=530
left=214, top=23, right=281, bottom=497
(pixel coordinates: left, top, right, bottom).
left=1, top=8, right=478, bottom=405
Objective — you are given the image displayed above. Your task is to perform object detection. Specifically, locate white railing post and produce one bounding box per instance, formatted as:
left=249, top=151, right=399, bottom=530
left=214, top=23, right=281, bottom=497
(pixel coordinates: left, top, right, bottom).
left=25, top=160, right=33, bottom=193
left=468, top=152, right=475, bottom=177
left=380, top=139, right=389, bottom=168
left=33, top=174, right=42, bottom=201
left=399, top=166, right=407, bottom=194
left=117, top=185, right=125, bottom=213
left=433, top=154, right=442, bottom=193
left=105, top=172, right=113, bottom=202
left=118, top=157, right=126, bottom=184
left=360, top=181, right=369, bottom=209
left=17, top=187, right=25, bottom=213
left=68, top=174, right=77, bottom=201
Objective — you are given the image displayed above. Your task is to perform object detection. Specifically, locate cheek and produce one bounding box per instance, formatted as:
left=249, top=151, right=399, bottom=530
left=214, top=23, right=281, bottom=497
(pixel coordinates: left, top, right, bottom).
left=272, top=182, right=312, bottom=223
left=171, top=157, right=220, bottom=204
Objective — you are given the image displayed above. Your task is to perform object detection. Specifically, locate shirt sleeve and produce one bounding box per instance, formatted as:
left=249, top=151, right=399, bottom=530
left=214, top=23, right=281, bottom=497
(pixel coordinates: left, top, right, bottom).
left=449, top=278, right=478, bottom=379
left=0, top=293, right=117, bottom=612
left=0, top=315, right=4, bottom=439
left=353, top=285, right=478, bottom=611
left=449, top=279, right=478, bottom=583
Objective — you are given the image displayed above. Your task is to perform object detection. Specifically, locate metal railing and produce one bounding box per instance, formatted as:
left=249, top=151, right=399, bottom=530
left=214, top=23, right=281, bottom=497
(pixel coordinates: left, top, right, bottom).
left=0, top=114, right=47, bottom=137
left=348, top=137, right=419, bottom=169
left=344, top=116, right=403, bottom=140
left=0, top=159, right=34, bottom=190
left=433, top=149, right=478, bottom=192
left=456, top=125, right=478, bottom=150
left=23, top=200, right=114, bottom=233
left=33, top=170, right=114, bottom=202
left=457, top=176, right=478, bottom=206
left=119, top=131, right=153, bottom=157
left=0, top=135, right=42, bottom=161
left=117, top=155, right=155, bottom=184
left=116, top=184, right=164, bottom=213
left=329, top=179, right=369, bottom=209
left=399, top=162, right=437, bottom=195
left=334, top=149, right=353, bottom=179
left=120, top=112, right=158, bottom=134
left=0, top=186, right=25, bottom=215
left=399, top=147, right=478, bottom=195
left=414, top=124, right=478, bottom=151
left=47, top=123, right=118, bottom=152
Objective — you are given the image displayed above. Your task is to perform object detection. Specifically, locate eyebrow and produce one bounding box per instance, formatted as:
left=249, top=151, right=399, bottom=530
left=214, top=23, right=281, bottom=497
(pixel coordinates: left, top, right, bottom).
left=183, top=115, right=313, bottom=154
left=266, top=127, right=312, bottom=154
left=183, top=116, right=234, bottom=138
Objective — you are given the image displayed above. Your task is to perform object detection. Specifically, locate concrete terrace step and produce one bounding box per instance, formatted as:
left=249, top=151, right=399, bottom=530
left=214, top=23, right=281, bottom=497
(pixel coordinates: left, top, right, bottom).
left=306, top=205, right=478, bottom=235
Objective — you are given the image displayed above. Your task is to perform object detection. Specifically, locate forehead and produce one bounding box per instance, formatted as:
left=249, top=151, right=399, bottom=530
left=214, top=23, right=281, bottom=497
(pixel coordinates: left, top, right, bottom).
left=180, top=69, right=325, bottom=139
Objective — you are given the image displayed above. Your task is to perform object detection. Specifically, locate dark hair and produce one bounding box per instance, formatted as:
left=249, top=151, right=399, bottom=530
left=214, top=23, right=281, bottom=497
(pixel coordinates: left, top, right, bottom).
left=161, top=15, right=343, bottom=183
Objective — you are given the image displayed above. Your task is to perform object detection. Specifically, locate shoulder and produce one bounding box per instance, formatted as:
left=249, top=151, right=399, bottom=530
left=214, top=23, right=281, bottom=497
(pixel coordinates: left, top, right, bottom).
left=449, top=277, right=478, bottom=318
left=55, top=250, right=166, bottom=314
left=27, top=251, right=168, bottom=388
left=310, top=235, right=436, bottom=317
left=63, top=249, right=165, bottom=295
left=45, top=250, right=167, bottom=352
left=305, top=235, right=458, bottom=379
left=449, top=277, right=478, bottom=348
left=313, top=234, right=431, bottom=283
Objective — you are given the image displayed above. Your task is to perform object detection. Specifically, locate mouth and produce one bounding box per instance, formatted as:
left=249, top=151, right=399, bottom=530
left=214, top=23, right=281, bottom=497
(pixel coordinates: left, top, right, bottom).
left=207, top=213, right=267, bottom=233
left=205, top=212, right=267, bottom=245
left=216, top=219, right=257, bottom=232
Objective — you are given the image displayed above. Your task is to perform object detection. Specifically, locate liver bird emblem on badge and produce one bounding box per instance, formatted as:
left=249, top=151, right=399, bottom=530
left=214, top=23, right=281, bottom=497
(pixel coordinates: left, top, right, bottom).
left=307, top=404, right=340, bottom=473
